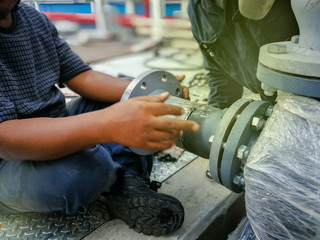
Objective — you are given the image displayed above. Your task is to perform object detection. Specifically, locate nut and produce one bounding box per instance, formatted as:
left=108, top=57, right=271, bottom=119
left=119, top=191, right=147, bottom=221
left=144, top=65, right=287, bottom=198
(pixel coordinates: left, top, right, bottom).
left=251, top=115, right=265, bottom=131
left=236, top=145, right=249, bottom=160
left=233, top=174, right=245, bottom=188
left=261, top=83, right=277, bottom=96
left=265, top=105, right=274, bottom=117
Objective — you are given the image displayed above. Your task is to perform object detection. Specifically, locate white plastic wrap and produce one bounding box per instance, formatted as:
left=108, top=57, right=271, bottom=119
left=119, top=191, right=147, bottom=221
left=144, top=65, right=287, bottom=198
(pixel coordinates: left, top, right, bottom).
left=244, top=95, right=320, bottom=240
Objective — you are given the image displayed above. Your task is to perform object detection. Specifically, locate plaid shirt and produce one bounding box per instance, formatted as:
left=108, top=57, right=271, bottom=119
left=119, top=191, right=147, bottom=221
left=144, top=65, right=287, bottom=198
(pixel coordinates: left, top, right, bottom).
left=0, top=2, right=90, bottom=123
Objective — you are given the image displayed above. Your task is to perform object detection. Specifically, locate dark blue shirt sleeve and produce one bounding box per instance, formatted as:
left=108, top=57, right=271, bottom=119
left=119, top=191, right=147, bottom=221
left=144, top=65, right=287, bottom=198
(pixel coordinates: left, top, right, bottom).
left=45, top=14, right=91, bottom=83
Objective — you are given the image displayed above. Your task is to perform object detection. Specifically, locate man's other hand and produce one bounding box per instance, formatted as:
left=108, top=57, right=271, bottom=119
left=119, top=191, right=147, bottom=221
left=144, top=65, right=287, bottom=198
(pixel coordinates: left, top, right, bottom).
left=176, top=75, right=190, bottom=100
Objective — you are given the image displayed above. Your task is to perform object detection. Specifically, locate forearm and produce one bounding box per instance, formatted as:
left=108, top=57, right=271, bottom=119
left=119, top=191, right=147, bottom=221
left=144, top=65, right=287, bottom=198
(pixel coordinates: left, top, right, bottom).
left=0, top=111, right=108, bottom=161
left=0, top=88, right=199, bottom=162
left=65, top=70, right=130, bottom=103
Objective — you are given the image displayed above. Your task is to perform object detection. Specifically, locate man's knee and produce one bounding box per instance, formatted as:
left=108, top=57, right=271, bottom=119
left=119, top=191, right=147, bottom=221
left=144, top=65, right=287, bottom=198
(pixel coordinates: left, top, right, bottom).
left=52, top=147, right=122, bottom=198
left=0, top=146, right=122, bottom=214
left=53, top=149, right=121, bottom=213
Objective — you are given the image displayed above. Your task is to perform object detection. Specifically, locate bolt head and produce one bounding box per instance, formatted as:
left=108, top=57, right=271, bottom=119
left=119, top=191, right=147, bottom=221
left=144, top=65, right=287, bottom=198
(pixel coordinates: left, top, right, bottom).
left=251, top=116, right=265, bottom=131
left=233, top=174, right=245, bottom=188
left=267, top=43, right=287, bottom=54
left=265, top=105, right=274, bottom=117
left=236, top=145, right=248, bottom=160
left=261, top=83, right=277, bottom=96
left=264, top=90, right=276, bottom=96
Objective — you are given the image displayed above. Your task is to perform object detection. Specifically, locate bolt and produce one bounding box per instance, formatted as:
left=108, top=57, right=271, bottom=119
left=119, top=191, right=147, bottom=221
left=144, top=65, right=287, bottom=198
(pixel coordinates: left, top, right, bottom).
left=264, top=90, right=277, bottom=96
left=267, top=43, right=287, bottom=54
left=233, top=174, right=245, bottom=188
left=236, top=145, right=249, bottom=160
left=261, top=83, right=277, bottom=96
left=265, top=105, right=274, bottom=117
left=251, top=115, right=265, bottom=131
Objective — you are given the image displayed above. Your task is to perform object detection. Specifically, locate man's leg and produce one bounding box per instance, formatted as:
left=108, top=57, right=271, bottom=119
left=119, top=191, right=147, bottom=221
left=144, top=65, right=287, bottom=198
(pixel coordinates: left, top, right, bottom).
left=0, top=145, right=121, bottom=214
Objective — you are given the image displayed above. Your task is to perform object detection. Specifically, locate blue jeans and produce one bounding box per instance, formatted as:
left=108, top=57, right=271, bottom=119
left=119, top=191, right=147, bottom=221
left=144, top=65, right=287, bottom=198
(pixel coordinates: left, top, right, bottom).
left=0, top=97, right=151, bottom=215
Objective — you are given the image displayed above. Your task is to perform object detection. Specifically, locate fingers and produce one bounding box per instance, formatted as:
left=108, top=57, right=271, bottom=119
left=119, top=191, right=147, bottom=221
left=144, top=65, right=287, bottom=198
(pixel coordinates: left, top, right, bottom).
left=175, top=75, right=190, bottom=99
left=133, top=92, right=170, bottom=103
left=150, top=103, right=185, bottom=117
left=130, top=95, right=185, bottom=116
left=181, top=85, right=190, bottom=100
left=139, top=120, right=198, bottom=150
left=176, top=75, right=185, bottom=82
left=144, top=128, right=182, bottom=142
left=154, top=117, right=199, bottom=132
left=140, top=130, right=181, bottom=151
left=129, top=94, right=196, bottom=126
left=161, top=129, right=182, bottom=140
left=126, top=93, right=200, bottom=132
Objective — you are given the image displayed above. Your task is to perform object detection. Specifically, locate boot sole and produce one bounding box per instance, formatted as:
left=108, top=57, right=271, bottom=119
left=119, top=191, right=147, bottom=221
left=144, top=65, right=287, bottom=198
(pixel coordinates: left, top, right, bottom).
left=105, top=193, right=184, bottom=236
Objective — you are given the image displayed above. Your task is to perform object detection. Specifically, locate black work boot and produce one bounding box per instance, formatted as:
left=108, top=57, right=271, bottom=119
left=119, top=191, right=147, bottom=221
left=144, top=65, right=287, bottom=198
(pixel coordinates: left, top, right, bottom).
left=104, top=175, right=184, bottom=236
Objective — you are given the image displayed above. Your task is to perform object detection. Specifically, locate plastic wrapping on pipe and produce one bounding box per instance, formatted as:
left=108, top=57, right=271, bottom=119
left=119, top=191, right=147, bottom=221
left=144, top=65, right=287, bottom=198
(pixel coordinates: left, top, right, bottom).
left=244, top=94, right=320, bottom=240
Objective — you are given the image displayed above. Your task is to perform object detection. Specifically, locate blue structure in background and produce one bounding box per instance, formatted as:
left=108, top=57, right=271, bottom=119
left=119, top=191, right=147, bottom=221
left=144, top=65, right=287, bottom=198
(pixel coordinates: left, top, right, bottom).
left=39, top=3, right=92, bottom=13
left=38, top=2, right=180, bottom=16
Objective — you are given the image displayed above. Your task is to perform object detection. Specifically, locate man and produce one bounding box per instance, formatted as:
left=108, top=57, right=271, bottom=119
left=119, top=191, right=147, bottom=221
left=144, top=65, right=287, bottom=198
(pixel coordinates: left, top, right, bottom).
left=188, top=0, right=299, bottom=109
left=0, top=0, right=200, bottom=236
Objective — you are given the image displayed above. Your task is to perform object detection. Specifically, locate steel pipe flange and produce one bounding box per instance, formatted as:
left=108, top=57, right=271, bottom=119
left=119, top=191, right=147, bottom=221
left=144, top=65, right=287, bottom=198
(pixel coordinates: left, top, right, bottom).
left=209, top=99, right=251, bottom=185
left=121, top=70, right=183, bottom=101
left=121, top=70, right=185, bottom=155
left=257, top=0, right=320, bottom=98
left=121, top=70, right=273, bottom=193
left=219, top=101, right=271, bottom=192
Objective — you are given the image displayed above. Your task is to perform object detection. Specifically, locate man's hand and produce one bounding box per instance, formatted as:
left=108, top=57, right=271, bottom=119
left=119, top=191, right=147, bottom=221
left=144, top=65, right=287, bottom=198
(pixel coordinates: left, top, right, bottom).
left=176, top=75, right=190, bottom=100
left=103, top=92, right=199, bottom=151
